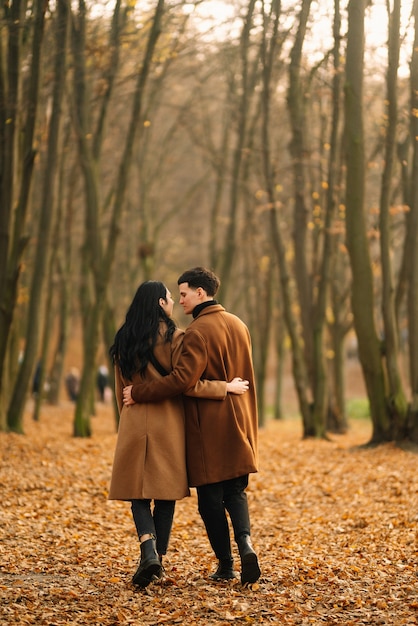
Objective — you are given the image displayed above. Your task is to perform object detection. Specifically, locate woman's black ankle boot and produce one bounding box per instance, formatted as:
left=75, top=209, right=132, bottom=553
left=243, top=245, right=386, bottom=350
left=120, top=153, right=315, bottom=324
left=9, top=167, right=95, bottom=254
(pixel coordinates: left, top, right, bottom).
left=132, top=537, right=162, bottom=587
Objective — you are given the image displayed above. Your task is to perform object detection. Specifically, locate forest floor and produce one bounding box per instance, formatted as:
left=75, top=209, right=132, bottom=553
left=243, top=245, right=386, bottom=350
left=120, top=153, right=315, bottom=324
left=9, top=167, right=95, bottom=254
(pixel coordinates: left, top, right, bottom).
left=1, top=401, right=417, bottom=625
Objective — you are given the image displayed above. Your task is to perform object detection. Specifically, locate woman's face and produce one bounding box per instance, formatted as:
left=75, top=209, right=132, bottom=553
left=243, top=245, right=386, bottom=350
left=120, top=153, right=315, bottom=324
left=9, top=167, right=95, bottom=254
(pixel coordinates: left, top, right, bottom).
left=160, top=288, right=175, bottom=318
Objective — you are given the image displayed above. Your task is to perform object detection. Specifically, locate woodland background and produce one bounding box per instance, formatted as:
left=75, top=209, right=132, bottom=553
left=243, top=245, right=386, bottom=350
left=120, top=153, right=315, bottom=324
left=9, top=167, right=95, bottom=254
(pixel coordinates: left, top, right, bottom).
left=1, top=0, right=418, bottom=442
left=1, top=3, right=418, bottom=622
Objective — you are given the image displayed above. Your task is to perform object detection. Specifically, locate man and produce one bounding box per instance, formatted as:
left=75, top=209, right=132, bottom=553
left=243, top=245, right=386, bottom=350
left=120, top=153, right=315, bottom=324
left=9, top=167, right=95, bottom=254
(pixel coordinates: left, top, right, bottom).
left=123, top=267, right=260, bottom=584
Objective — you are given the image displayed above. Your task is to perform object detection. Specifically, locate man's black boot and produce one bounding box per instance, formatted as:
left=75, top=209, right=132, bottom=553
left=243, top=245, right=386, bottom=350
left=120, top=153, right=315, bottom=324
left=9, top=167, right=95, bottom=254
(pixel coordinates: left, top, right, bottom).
left=132, top=537, right=162, bottom=588
left=237, top=535, right=261, bottom=584
left=209, top=557, right=236, bottom=581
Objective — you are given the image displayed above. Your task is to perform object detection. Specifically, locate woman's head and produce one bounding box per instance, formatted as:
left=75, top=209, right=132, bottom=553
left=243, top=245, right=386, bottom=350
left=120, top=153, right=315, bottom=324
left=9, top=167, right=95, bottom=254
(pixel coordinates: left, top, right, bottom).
left=127, top=281, right=173, bottom=325
left=110, top=281, right=176, bottom=379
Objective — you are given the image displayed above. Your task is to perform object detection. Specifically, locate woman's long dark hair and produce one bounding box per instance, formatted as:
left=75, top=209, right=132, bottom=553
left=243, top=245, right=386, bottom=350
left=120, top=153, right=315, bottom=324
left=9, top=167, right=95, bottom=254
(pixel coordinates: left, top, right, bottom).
left=109, top=281, right=176, bottom=380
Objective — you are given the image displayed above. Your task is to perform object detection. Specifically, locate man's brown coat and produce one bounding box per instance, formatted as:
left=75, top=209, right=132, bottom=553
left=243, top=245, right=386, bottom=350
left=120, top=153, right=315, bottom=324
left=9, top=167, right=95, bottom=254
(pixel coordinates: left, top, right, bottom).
left=132, top=305, right=259, bottom=487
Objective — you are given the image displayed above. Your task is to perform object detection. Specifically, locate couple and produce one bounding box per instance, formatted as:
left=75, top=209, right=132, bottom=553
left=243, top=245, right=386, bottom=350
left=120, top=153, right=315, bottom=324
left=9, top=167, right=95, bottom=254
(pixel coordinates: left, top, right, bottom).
left=108, top=267, right=261, bottom=588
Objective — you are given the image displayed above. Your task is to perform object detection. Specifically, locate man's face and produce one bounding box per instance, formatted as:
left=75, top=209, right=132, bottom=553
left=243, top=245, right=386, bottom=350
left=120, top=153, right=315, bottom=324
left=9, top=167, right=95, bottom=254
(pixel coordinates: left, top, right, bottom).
left=178, top=282, right=203, bottom=315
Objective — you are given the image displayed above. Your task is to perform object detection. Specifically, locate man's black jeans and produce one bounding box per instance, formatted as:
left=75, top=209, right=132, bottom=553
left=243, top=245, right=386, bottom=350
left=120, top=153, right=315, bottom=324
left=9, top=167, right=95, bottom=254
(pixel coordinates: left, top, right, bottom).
left=197, top=474, right=251, bottom=560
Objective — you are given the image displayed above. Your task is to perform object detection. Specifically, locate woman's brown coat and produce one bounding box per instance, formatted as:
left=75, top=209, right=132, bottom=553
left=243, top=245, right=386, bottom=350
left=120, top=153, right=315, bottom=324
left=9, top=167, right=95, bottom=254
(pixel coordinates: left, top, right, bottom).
left=108, top=326, right=226, bottom=501
left=131, top=305, right=259, bottom=487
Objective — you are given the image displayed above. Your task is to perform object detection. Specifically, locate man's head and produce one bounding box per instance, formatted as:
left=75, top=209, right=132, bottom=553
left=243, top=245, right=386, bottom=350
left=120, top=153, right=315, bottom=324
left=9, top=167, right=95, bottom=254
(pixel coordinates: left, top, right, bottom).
left=177, top=267, right=220, bottom=315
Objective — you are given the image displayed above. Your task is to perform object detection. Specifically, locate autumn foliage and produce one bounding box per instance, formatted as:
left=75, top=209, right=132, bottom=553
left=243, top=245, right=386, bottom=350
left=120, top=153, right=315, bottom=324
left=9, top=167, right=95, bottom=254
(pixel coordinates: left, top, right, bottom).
left=1, top=404, right=417, bottom=625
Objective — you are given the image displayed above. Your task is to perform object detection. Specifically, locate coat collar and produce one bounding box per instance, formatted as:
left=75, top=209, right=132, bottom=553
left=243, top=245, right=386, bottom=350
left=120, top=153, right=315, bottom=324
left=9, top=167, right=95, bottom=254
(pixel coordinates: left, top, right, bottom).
left=192, top=302, right=225, bottom=318
left=192, top=300, right=218, bottom=318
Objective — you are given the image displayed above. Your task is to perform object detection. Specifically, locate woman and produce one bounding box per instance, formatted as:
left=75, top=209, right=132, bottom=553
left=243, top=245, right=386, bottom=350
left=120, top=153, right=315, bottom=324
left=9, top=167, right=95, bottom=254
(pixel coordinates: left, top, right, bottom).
left=108, top=281, right=248, bottom=588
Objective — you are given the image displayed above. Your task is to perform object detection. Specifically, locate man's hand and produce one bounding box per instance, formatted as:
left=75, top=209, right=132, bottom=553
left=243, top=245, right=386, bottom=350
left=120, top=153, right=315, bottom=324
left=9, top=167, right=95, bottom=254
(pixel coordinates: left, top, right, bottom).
left=123, top=385, right=135, bottom=406
left=226, top=377, right=249, bottom=395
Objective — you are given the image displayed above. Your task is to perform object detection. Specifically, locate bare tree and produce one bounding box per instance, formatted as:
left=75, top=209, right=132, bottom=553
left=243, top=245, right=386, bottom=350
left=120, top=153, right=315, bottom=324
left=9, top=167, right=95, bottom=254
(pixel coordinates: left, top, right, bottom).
left=378, top=0, right=408, bottom=437
left=71, top=0, right=165, bottom=436
left=0, top=0, right=47, bottom=430
left=6, top=0, right=69, bottom=433
left=406, top=0, right=418, bottom=440
left=344, top=0, right=390, bottom=442
left=46, top=122, right=75, bottom=406
left=311, top=0, right=345, bottom=435
left=216, top=0, right=257, bottom=302
left=258, top=0, right=312, bottom=434
left=287, top=0, right=314, bottom=384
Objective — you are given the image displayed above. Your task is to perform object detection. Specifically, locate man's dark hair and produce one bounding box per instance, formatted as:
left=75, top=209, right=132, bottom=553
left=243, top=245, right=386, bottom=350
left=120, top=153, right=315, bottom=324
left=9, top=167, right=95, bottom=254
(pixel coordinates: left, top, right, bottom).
left=177, top=266, right=220, bottom=297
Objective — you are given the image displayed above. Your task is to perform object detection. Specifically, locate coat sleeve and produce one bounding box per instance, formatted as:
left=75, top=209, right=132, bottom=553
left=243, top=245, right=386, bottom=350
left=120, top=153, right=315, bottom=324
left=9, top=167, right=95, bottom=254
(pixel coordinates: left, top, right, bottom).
left=131, top=328, right=213, bottom=403
left=185, top=379, right=227, bottom=399
left=171, top=328, right=226, bottom=400
left=114, top=365, right=124, bottom=414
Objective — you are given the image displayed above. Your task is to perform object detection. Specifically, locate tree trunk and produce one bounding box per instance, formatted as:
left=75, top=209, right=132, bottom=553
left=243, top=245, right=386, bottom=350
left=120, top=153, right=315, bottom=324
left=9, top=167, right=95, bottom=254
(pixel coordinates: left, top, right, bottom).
left=70, top=0, right=110, bottom=437
left=47, top=278, right=69, bottom=406
left=209, top=115, right=231, bottom=270
left=7, top=0, right=57, bottom=433
left=268, top=196, right=312, bottom=433
left=71, top=0, right=165, bottom=436
left=217, top=0, right=257, bottom=302
left=287, top=0, right=314, bottom=387
left=247, top=256, right=273, bottom=427
left=273, top=321, right=285, bottom=421
left=0, top=0, right=22, bottom=335
left=379, top=0, right=408, bottom=438
left=46, top=124, right=74, bottom=405
left=0, top=0, right=39, bottom=424
left=32, top=283, right=53, bottom=422
left=344, top=0, right=390, bottom=443
left=260, top=0, right=312, bottom=433
left=329, top=281, right=350, bottom=432
left=311, top=0, right=342, bottom=438
left=407, top=0, right=418, bottom=441
left=328, top=323, right=349, bottom=433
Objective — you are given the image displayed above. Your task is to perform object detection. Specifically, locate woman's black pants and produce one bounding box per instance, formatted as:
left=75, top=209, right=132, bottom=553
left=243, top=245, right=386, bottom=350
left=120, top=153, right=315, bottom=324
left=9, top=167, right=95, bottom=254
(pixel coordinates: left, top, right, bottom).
left=131, top=499, right=175, bottom=556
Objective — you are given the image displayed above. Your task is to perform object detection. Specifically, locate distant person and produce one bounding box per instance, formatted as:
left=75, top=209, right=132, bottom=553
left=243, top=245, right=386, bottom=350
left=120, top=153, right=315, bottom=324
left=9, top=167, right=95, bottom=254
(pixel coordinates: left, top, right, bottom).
left=96, top=364, right=109, bottom=402
left=65, top=367, right=80, bottom=402
left=123, top=267, right=261, bottom=585
left=108, top=280, right=248, bottom=589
